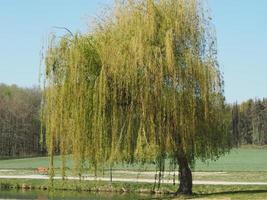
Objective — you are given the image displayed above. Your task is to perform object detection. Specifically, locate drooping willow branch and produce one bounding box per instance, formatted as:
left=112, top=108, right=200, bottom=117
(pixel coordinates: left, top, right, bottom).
left=42, top=0, right=231, bottom=182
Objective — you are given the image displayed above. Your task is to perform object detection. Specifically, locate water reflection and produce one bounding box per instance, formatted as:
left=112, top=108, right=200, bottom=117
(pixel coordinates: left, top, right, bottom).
left=0, top=190, right=161, bottom=200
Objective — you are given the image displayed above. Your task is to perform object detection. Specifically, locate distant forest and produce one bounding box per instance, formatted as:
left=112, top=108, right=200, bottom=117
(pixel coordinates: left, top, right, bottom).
left=233, top=98, right=267, bottom=145
left=0, top=83, right=266, bottom=158
left=0, top=84, right=43, bottom=158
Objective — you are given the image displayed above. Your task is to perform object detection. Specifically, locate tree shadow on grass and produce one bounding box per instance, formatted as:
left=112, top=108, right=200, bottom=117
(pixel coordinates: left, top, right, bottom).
left=153, top=190, right=267, bottom=199
left=191, top=189, right=267, bottom=199
left=137, top=190, right=267, bottom=200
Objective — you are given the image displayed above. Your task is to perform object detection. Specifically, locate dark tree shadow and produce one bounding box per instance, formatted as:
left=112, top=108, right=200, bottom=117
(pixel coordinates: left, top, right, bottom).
left=190, top=189, right=267, bottom=199
left=144, top=190, right=267, bottom=199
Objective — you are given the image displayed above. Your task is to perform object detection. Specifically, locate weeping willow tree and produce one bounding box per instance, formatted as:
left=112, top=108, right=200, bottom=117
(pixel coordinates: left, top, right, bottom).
left=43, top=0, right=232, bottom=195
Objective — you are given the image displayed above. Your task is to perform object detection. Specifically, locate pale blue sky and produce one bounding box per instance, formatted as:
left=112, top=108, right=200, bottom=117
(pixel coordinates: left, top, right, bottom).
left=0, top=0, right=266, bottom=103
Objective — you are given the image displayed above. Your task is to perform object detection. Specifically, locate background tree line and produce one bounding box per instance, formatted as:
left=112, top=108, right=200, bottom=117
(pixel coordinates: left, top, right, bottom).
left=233, top=98, right=267, bottom=145
left=0, top=83, right=44, bottom=158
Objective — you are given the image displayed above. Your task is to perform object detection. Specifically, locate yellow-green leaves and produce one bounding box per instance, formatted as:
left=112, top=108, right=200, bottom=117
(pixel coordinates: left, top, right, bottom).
left=43, top=0, right=230, bottom=177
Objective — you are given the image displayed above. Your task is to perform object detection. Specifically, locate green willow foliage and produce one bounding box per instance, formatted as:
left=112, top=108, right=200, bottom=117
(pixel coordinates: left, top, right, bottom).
left=43, top=0, right=231, bottom=178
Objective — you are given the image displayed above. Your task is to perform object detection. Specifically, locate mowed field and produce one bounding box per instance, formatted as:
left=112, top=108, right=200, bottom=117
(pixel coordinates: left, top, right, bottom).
left=195, top=146, right=267, bottom=172
left=1, top=146, right=267, bottom=171
left=1, top=146, right=267, bottom=183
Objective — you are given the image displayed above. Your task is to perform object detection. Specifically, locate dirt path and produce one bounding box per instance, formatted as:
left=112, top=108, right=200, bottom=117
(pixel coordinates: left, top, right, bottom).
left=1, top=175, right=267, bottom=185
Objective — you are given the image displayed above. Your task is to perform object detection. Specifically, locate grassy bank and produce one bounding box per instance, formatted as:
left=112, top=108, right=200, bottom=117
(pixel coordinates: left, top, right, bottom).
left=2, top=179, right=267, bottom=199
left=0, top=178, right=174, bottom=194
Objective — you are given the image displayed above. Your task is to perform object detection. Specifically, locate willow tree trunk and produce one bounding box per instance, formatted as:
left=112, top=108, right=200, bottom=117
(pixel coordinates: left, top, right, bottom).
left=176, top=152, right=192, bottom=195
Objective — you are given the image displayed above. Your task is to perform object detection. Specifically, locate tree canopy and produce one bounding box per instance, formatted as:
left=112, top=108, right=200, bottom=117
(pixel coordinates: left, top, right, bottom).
left=43, top=0, right=232, bottom=194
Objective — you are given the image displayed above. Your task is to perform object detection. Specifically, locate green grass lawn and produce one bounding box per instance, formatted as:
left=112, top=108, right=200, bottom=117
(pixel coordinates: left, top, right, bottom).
left=1, top=146, right=267, bottom=172
left=0, top=155, right=71, bottom=169
left=1, top=146, right=267, bottom=183
left=195, top=147, right=267, bottom=172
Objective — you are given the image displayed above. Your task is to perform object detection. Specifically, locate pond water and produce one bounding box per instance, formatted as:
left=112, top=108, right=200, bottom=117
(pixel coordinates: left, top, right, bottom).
left=0, top=190, right=163, bottom=200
